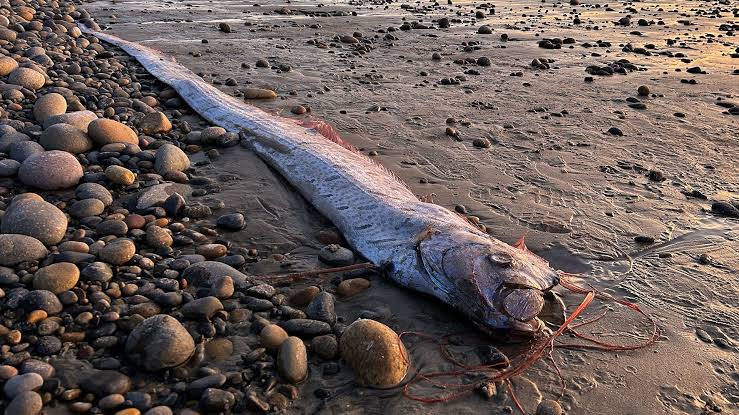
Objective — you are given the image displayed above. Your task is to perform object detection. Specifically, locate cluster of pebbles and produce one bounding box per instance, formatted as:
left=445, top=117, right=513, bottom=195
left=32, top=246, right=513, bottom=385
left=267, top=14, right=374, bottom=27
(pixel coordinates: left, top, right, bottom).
left=0, top=1, right=411, bottom=414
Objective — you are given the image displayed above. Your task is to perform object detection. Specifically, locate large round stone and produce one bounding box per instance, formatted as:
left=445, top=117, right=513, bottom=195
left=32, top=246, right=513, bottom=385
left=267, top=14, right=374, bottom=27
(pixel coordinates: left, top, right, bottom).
left=140, top=111, right=172, bottom=134
left=0, top=234, right=48, bottom=266
left=6, top=391, right=42, bottom=415
left=18, top=151, right=83, bottom=190
left=8, top=67, right=45, bottom=91
left=98, top=239, right=136, bottom=265
left=43, top=110, right=97, bottom=132
left=9, top=141, right=44, bottom=163
left=277, top=337, right=308, bottom=384
left=88, top=119, right=138, bottom=146
left=33, top=263, right=79, bottom=294
left=0, top=56, right=18, bottom=76
left=340, top=319, right=409, bottom=388
left=1, top=198, right=67, bottom=245
left=0, top=132, right=30, bottom=153
left=39, top=123, right=92, bottom=154
left=154, top=143, right=190, bottom=175
left=75, top=182, right=113, bottom=206
left=21, top=290, right=63, bottom=315
left=0, top=28, right=16, bottom=42
left=33, top=93, right=67, bottom=122
left=125, top=314, right=195, bottom=371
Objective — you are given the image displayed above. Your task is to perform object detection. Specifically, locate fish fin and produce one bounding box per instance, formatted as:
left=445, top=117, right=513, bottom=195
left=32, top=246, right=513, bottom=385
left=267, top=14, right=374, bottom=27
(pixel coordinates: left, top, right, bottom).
left=294, top=119, right=361, bottom=153
left=415, top=225, right=436, bottom=244
left=513, top=234, right=529, bottom=252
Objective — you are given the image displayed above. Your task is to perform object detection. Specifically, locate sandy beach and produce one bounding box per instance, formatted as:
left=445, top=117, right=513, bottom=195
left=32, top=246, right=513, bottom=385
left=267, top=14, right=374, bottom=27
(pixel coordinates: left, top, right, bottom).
left=0, top=0, right=736, bottom=414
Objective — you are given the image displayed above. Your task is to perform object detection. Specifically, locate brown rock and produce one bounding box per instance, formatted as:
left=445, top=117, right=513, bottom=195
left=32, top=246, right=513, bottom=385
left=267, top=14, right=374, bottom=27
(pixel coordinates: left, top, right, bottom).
left=340, top=319, right=409, bottom=388
left=88, top=119, right=138, bottom=146
left=337, top=278, right=371, bottom=297
left=33, top=93, right=67, bottom=123
left=33, top=263, right=79, bottom=294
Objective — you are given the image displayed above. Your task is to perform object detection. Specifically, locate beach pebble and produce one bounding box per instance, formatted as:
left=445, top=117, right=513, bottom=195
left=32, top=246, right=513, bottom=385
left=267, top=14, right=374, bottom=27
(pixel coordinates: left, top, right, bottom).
left=200, top=388, right=235, bottom=412
left=125, top=314, right=195, bottom=371
left=305, top=292, right=336, bottom=325
left=289, top=286, right=320, bottom=306
left=0, top=234, right=48, bottom=266
left=154, top=143, right=189, bottom=175
left=76, top=182, right=114, bottom=206
left=0, top=56, right=18, bottom=76
left=69, top=198, right=105, bottom=218
left=6, top=391, right=42, bottom=415
left=21, top=290, right=63, bottom=315
left=33, top=263, right=79, bottom=294
left=98, top=239, right=136, bottom=265
left=39, top=123, right=93, bottom=154
left=340, top=319, right=409, bottom=387
left=43, top=110, right=97, bottom=132
left=318, top=244, right=355, bottom=266
left=8, top=67, right=46, bottom=90
left=0, top=158, right=20, bottom=177
left=260, top=324, right=289, bottom=349
left=4, top=372, right=43, bottom=398
left=243, top=88, right=277, bottom=99
left=211, top=275, right=234, bottom=299
left=181, top=296, right=223, bottom=320
left=280, top=319, right=332, bottom=337
left=88, top=119, right=139, bottom=146
left=81, top=262, right=114, bottom=282
left=277, top=336, right=308, bottom=383
left=105, top=165, right=136, bottom=186
left=311, top=334, right=339, bottom=360
left=140, top=111, right=172, bottom=134
left=536, top=400, right=565, bottom=415
left=9, top=141, right=44, bottom=163
left=216, top=213, right=245, bottom=230
left=145, top=225, right=173, bottom=248
left=1, top=198, right=67, bottom=245
left=197, top=244, right=228, bottom=259
left=337, top=278, right=371, bottom=297
left=33, top=93, right=67, bottom=122
left=18, top=150, right=83, bottom=190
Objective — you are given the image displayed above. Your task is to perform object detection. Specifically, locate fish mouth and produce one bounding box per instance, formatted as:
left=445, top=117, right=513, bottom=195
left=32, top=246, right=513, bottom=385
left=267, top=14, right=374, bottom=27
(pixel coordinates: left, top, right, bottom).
left=508, top=317, right=544, bottom=335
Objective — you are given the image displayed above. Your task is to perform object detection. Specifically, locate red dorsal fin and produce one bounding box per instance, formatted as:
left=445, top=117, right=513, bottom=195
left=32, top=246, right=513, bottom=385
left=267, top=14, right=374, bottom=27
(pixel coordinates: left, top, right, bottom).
left=512, top=234, right=529, bottom=252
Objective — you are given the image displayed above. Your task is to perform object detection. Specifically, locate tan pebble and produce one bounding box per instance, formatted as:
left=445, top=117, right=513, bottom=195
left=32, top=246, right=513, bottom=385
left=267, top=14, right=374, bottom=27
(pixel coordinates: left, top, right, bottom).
left=60, top=388, right=81, bottom=401
left=337, top=278, right=371, bottom=297
left=69, top=401, right=93, bottom=412
left=260, top=324, right=289, bottom=349
left=289, top=286, right=320, bottom=306
left=243, top=87, right=277, bottom=99
left=105, top=165, right=136, bottom=186
left=6, top=329, right=21, bottom=345
left=0, top=364, right=18, bottom=380
left=98, top=393, right=125, bottom=410
left=115, top=408, right=142, bottom=415
left=26, top=310, right=48, bottom=324
left=196, top=243, right=227, bottom=259
left=340, top=319, right=409, bottom=388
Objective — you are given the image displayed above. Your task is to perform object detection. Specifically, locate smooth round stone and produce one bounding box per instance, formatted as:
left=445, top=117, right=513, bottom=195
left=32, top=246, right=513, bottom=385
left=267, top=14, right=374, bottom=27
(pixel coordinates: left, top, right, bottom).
left=88, top=119, right=138, bottom=146
left=58, top=241, right=89, bottom=253
left=43, top=110, right=97, bottom=132
left=79, top=370, right=132, bottom=396
left=277, top=336, right=308, bottom=383
left=260, top=324, right=289, bottom=350
left=0, top=27, right=16, bottom=42
left=69, top=198, right=105, bottom=218
left=124, top=214, right=146, bottom=229
left=0, top=234, right=48, bottom=266
left=199, top=127, right=226, bottom=144
left=181, top=296, right=223, bottom=320
left=18, top=150, right=83, bottom=190
left=144, top=407, right=173, bottom=415
left=0, top=365, right=18, bottom=380
left=305, top=292, right=336, bottom=325
left=0, top=56, right=18, bottom=76
left=76, top=182, right=113, bottom=206
left=39, top=123, right=93, bottom=154
left=8, top=67, right=45, bottom=90
left=33, top=262, right=79, bottom=294
left=210, top=275, right=234, bottom=299
left=216, top=213, right=245, bottom=231
left=98, top=239, right=136, bottom=265
left=125, top=314, right=195, bottom=371
left=289, top=286, right=320, bottom=306
left=145, top=225, right=172, bottom=248
left=243, top=88, right=277, bottom=99
left=4, top=372, right=44, bottom=398
left=140, top=111, right=172, bottom=134
left=154, top=143, right=189, bottom=175
left=35, top=336, right=62, bottom=355
left=318, top=244, right=355, bottom=266
left=311, top=334, right=339, bottom=360
left=199, top=388, right=235, bottom=412
left=98, top=394, right=125, bottom=410
left=33, top=93, right=67, bottom=122
left=0, top=158, right=20, bottom=177
left=536, top=399, right=565, bottom=415
left=340, top=319, right=409, bottom=388
left=9, top=141, right=44, bottom=162
left=337, top=278, right=371, bottom=297
left=196, top=244, right=227, bottom=259
left=19, top=360, right=54, bottom=379
left=1, top=198, right=68, bottom=245
left=96, top=220, right=128, bottom=236
left=0, top=132, right=30, bottom=153
left=80, top=261, right=113, bottom=282
left=105, top=165, right=136, bottom=186
left=6, top=391, right=42, bottom=415
left=22, top=290, right=63, bottom=315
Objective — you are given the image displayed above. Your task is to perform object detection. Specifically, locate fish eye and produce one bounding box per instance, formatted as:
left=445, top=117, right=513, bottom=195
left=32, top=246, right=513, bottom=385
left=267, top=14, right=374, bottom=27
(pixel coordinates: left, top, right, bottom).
left=488, top=253, right=513, bottom=267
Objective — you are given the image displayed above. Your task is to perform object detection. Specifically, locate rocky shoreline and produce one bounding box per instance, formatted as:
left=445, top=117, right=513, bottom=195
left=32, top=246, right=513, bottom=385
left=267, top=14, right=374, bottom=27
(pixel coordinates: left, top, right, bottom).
left=0, top=1, right=425, bottom=414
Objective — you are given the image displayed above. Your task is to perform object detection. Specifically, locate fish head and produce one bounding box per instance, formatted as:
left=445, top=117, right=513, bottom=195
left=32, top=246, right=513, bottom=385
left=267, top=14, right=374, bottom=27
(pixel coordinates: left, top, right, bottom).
left=418, top=228, right=559, bottom=335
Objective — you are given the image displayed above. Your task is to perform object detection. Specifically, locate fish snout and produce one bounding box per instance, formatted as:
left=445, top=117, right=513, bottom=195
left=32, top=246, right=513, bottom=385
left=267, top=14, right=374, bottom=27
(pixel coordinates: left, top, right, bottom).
left=503, top=288, right=545, bottom=322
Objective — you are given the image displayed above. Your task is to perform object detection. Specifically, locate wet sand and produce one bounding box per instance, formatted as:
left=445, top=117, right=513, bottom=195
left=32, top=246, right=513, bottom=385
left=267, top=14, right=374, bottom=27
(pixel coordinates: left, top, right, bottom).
left=88, top=0, right=738, bottom=413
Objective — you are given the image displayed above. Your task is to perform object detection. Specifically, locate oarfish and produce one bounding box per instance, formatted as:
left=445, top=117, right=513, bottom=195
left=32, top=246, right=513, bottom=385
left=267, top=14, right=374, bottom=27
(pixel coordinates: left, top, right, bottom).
left=80, top=25, right=560, bottom=334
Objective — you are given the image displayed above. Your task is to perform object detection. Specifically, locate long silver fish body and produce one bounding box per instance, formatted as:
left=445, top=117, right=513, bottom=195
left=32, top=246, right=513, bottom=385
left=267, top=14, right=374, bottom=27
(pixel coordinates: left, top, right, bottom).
left=81, top=25, right=559, bottom=333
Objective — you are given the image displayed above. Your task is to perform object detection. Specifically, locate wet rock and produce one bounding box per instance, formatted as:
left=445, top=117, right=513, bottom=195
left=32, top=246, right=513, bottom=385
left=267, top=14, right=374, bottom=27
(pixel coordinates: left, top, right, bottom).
left=33, top=93, right=67, bottom=123
left=140, top=111, right=172, bottom=134
left=181, top=261, right=250, bottom=287
left=0, top=234, right=48, bottom=266
left=125, top=314, right=195, bottom=371
left=216, top=213, right=245, bottom=230
left=79, top=370, right=132, bottom=396
left=98, top=239, right=136, bottom=265
left=33, top=263, right=79, bottom=294
left=305, top=292, right=336, bottom=325
left=318, top=244, right=355, bottom=266
left=181, top=296, right=223, bottom=320
left=337, top=278, right=371, bottom=297
left=277, top=337, right=308, bottom=383
left=1, top=198, right=67, bottom=245
left=340, top=319, right=409, bottom=387
left=311, top=334, right=338, bottom=360
left=211, top=275, right=234, bottom=299
left=18, top=150, right=83, bottom=190
left=260, top=324, right=289, bottom=349
left=39, top=123, right=93, bottom=154
left=200, top=388, right=235, bottom=412
left=154, top=143, right=190, bottom=175
left=280, top=319, right=332, bottom=337
left=88, top=119, right=139, bottom=146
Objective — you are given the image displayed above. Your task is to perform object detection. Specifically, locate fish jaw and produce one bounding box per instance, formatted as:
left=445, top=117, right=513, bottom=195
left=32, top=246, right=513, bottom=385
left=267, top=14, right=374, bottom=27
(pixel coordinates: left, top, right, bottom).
left=417, top=227, right=560, bottom=334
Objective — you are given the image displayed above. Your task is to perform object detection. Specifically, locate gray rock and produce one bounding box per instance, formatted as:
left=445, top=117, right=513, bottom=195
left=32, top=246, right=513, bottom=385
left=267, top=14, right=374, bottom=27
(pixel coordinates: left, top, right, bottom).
left=6, top=391, right=42, bottom=415
left=181, top=261, right=250, bottom=288
left=98, top=239, right=136, bottom=265
left=280, top=319, right=332, bottom=337
left=318, top=244, right=355, bottom=266
left=0, top=158, right=21, bottom=177
left=39, top=123, right=93, bottom=154
left=79, top=370, right=132, bottom=396
left=18, top=150, right=83, bottom=190
left=19, top=360, right=55, bottom=379
left=21, top=290, right=63, bottom=315
left=305, top=292, right=336, bottom=325
left=311, top=334, right=339, bottom=360
left=125, top=315, right=195, bottom=371
left=132, top=183, right=191, bottom=211
left=0, top=132, right=30, bottom=153
left=76, top=182, right=113, bottom=206
left=3, top=372, right=43, bottom=398
left=69, top=198, right=105, bottom=218
left=43, top=110, right=97, bottom=132
left=277, top=337, right=308, bottom=383
left=216, top=213, right=245, bottom=230
left=154, top=143, right=190, bottom=175
left=9, top=140, right=44, bottom=162
left=181, top=296, right=223, bottom=320
left=0, top=234, right=48, bottom=266
left=1, top=199, right=68, bottom=245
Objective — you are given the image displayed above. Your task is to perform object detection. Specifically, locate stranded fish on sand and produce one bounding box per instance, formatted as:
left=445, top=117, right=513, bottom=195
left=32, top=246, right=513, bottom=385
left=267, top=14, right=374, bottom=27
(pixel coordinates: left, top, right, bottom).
left=80, top=25, right=560, bottom=334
